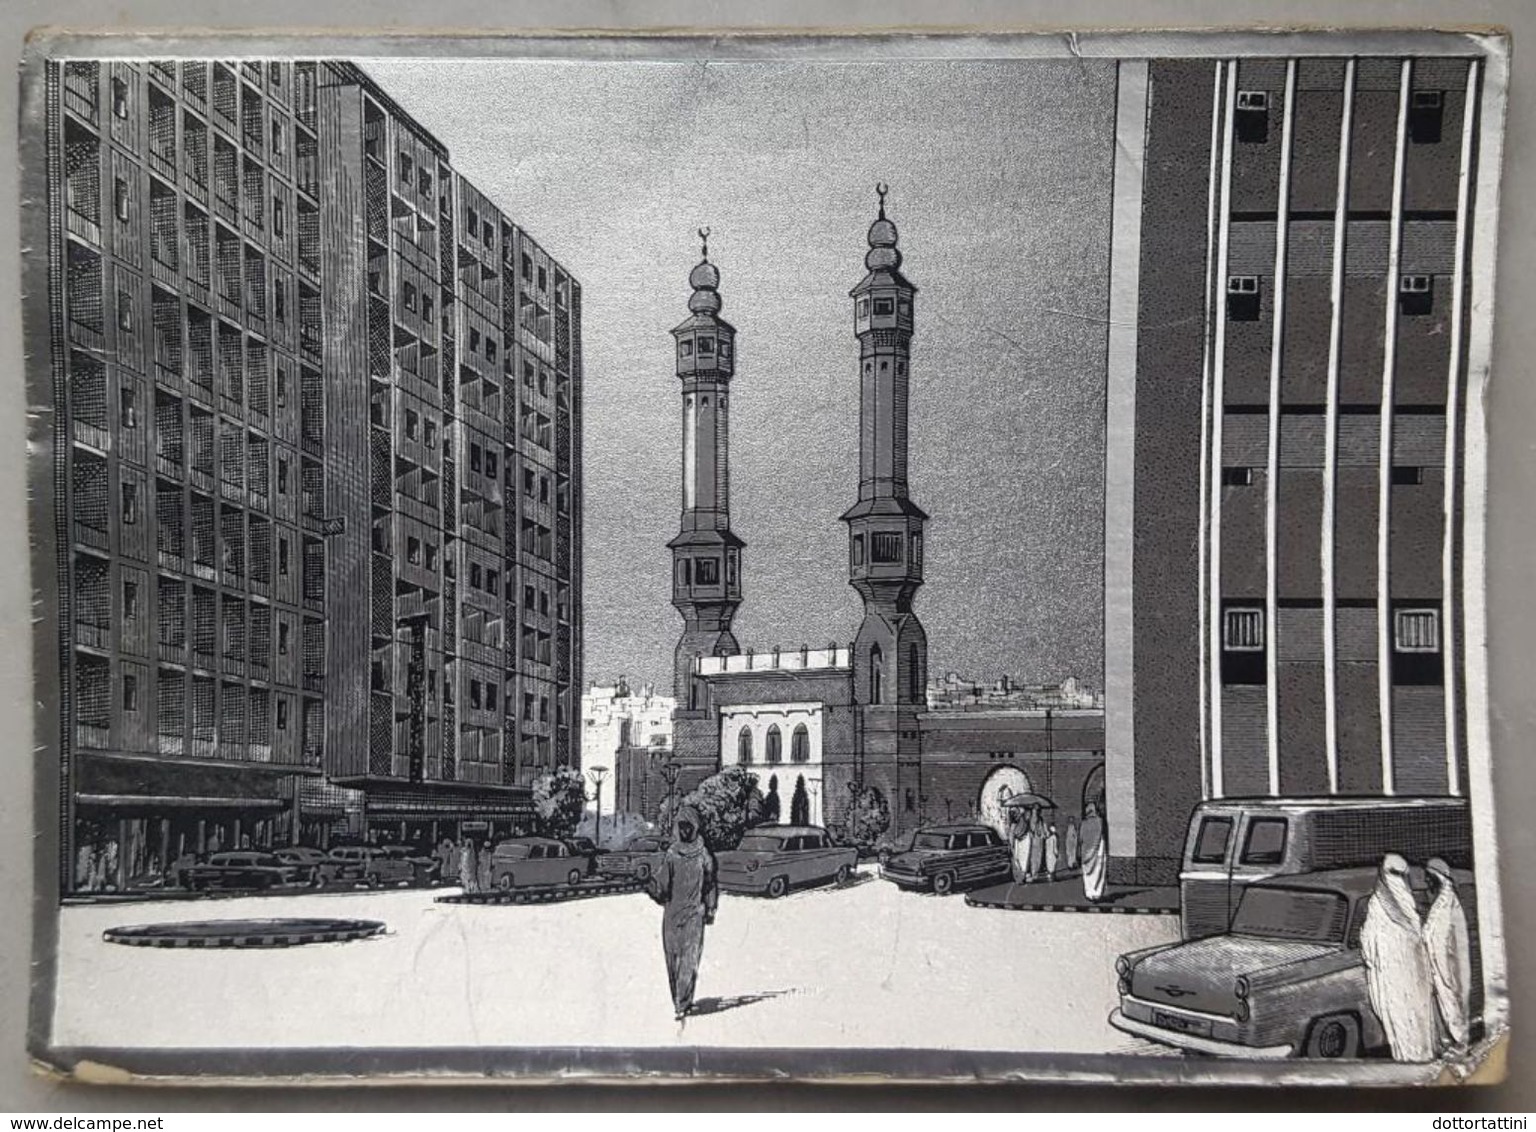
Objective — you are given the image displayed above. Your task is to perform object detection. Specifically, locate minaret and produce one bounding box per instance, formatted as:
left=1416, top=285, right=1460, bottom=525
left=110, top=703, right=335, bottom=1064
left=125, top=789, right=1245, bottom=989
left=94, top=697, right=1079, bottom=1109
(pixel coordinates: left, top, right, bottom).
left=668, top=229, right=743, bottom=720
left=843, top=186, right=928, bottom=825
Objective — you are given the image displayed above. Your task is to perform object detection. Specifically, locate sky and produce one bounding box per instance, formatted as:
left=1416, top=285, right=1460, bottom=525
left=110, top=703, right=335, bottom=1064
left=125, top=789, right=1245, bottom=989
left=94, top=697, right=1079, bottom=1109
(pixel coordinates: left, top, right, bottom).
left=363, top=56, right=1117, bottom=696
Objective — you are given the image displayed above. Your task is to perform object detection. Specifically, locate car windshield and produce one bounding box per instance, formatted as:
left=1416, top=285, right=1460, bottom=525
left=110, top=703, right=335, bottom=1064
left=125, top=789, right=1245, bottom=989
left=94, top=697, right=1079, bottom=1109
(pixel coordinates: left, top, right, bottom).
left=1231, top=887, right=1348, bottom=943
left=913, top=832, right=955, bottom=850
left=734, top=835, right=784, bottom=853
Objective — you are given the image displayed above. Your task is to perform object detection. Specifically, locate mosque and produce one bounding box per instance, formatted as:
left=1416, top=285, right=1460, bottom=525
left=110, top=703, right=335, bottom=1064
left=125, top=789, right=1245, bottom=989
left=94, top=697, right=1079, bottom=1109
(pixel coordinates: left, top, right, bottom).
left=664, top=189, right=1105, bottom=839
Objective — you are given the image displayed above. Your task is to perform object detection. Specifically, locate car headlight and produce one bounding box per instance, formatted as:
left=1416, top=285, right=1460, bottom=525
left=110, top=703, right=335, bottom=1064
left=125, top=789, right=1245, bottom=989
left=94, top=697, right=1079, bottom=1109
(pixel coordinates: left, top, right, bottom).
left=1234, top=975, right=1250, bottom=1001
left=1117, top=974, right=1132, bottom=995
left=1234, top=998, right=1250, bottom=1023
left=1115, top=955, right=1132, bottom=978
left=747, top=860, right=760, bottom=872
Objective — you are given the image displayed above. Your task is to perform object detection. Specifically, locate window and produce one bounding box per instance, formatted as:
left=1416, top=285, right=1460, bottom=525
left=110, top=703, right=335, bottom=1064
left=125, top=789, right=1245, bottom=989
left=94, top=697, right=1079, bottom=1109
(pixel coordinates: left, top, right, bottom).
left=424, top=419, right=437, bottom=449
left=852, top=534, right=864, bottom=567
left=277, top=697, right=289, bottom=730
left=470, top=442, right=482, bottom=473
left=539, top=590, right=549, bottom=616
left=469, top=679, right=482, bottom=710
left=398, top=152, right=413, bottom=185
left=694, top=557, right=719, bottom=585
left=697, top=337, right=715, bottom=355
left=910, top=532, right=922, bottom=572
left=486, top=683, right=497, bottom=711
left=1392, top=465, right=1424, bottom=486
left=1235, top=89, right=1269, bottom=143
left=276, top=455, right=289, bottom=494
left=765, top=725, right=782, bottom=765
left=485, top=451, right=498, bottom=479
left=405, top=408, right=420, bottom=440
left=1222, top=466, right=1255, bottom=487
left=112, top=77, right=129, bottom=118
left=422, top=294, right=433, bottom=323
left=425, top=543, right=437, bottom=571
left=1223, top=607, right=1264, bottom=650
left=1241, top=818, right=1289, bottom=865
left=679, top=340, right=693, bottom=358
left=1222, top=605, right=1265, bottom=684
left=521, top=253, right=532, bottom=282
left=857, top=299, right=869, bottom=319
left=407, top=536, right=421, bottom=566
left=1409, top=89, right=1445, bottom=144
left=1227, top=275, right=1261, bottom=321
left=403, top=281, right=417, bottom=313
left=538, top=475, right=548, bottom=504
left=419, top=168, right=433, bottom=198
left=123, top=579, right=140, bottom=619
left=737, top=727, right=753, bottom=765
left=121, top=482, right=139, bottom=524
left=278, top=535, right=289, bottom=576
left=871, top=532, right=902, bottom=563
left=276, top=368, right=288, bottom=408
left=469, top=562, right=482, bottom=590
left=272, top=195, right=285, bottom=239
left=122, top=672, right=139, bottom=712
left=467, top=206, right=479, bottom=234
left=114, top=177, right=130, bottom=222
left=524, top=584, right=535, bottom=611
left=537, top=265, right=547, bottom=291
left=118, top=291, right=134, bottom=332
left=120, top=387, right=138, bottom=428
left=271, top=117, right=284, bottom=154
left=1394, top=608, right=1440, bottom=653
left=1399, top=274, right=1433, bottom=316
left=873, top=297, right=894, bottom=316
left=869, top=644, right=884, bottom=705
left=791, top=724, right=809, bottom=764
left=486, top=568, right=499, bottom=596
left=1190, top=816, right=1233, bottom=864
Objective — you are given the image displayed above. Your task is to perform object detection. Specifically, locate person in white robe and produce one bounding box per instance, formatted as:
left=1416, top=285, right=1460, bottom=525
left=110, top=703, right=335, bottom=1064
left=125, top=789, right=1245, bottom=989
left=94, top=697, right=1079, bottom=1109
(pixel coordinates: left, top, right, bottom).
left=1064, top=817, right=1081, bottom=874
left=1080, top=802, right=1107, bottom=903
left=1424, top=856, right=1472, bottom=1054
left=1360, top=853, right=1438, bottom=1061
left=1043, top=822, right=1060, bottom=880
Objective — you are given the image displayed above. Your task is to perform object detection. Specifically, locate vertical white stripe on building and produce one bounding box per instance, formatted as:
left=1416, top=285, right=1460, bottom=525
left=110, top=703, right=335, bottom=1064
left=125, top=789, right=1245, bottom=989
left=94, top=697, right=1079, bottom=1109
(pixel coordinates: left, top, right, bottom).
left=1197, top=61, right=1225, bottom=801
left=1378, top=59, right=1413, bottom=795
left=1441, top=59, right=1479, bottom=797
left=1103, top=59, right=1149, bottom=855
left=1322, top=59, right=1357, bottom=795
left=1264, top=60, right=1298, bottom=797
left=1207, top=62, right=1239, bottom=799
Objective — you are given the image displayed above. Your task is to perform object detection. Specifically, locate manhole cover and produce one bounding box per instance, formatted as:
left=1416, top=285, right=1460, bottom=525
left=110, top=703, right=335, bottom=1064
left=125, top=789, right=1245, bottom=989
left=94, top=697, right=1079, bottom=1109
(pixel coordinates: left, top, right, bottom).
left=104, top=918, right=386, bottom=949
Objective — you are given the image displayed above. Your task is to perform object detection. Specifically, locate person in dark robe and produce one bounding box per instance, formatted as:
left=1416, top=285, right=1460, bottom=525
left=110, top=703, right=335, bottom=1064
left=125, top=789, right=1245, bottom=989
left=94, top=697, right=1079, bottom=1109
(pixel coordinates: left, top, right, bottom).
left=648, top=804, right=718, bottom=1021
left=458, top=839, right=478, bottom=894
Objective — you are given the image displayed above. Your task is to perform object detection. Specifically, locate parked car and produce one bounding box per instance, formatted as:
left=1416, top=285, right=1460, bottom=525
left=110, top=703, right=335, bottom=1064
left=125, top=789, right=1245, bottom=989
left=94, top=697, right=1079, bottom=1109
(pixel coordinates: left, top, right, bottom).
left=1180, top=796, right=1470, bottom=939
left=1109, top=864, right=1480, bottom=1059
left=716, top=825, right=858, bottom=898
left=380, top=844, right=442, bottom=887
left=879, top=824, right=1012, bottom=895
left=183, top=851, right=304, bottom=892
left=318, top=845, right=417, bottom=889
left=563, top=838, right=599, bottom=877
left=272, top=846, right=328, bottom=887
left=596, top=834, right=669, bottom=881
left=488, top=837, right=589, bottom=890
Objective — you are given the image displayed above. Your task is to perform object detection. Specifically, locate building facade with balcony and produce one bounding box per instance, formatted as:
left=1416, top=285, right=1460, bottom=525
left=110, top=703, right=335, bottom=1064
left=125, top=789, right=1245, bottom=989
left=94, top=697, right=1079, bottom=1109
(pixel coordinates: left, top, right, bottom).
left=43, top=60, right=583, bottom=891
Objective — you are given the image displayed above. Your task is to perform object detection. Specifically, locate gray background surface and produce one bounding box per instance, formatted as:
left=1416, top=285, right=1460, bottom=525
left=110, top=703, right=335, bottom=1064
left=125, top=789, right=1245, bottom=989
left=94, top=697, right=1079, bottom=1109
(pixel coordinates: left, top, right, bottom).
left=1, top=0, right=1533, bottom=1111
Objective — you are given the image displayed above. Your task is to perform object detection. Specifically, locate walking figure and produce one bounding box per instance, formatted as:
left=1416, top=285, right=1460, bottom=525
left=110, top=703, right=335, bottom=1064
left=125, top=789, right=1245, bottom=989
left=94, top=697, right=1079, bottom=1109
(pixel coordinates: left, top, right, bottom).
left=647, top=804, right=718, bottom=1021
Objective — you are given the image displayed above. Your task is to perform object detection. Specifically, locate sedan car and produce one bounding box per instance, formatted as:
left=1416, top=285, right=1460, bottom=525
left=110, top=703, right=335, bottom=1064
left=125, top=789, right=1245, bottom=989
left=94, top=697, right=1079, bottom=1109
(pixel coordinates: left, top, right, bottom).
left=488, top=837, right=589, bottom=890
left=317, top=845, right=418, bottom=889
left=716, top=825, right=858, bottom=898
left=183, top=851, right=304, bottom=892
left=272, top=846, right=328, bottom=887
left=878, top=824, right=1012, bottom=895
left=1108, top=865, right=1479, bottom=1059
left=380, top=845, right=442, bottom=887
left=595, top=834, right=669, bottom=881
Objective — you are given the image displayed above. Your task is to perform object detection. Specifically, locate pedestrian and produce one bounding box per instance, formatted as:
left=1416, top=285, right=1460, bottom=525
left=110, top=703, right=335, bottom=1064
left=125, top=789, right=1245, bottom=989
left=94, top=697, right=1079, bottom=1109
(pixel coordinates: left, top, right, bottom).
left=76, top=842, right=95, bottom=892
left=1044, top=822, right=1060, bottom=881
left=1424, top=857, right=1472, bottom=1055
left=1360, top=853, right=1439, bottom=1062
left=477, top=840, right=494, bottom=893
left=1064, top=815, right=1081, bottom=874
left=459, top=839, right=478, bottom=894
left=439, top=838, right=457, bottom=882
left=1080, top=802, right=1107, bottom=903
left=1009, top=807, right=1030, bottom=883
left=102, top=839, right=119, bottom=892
left=647, top=804, right=717, bottom=1021
left=1025, top=808, right=1046, bottom=883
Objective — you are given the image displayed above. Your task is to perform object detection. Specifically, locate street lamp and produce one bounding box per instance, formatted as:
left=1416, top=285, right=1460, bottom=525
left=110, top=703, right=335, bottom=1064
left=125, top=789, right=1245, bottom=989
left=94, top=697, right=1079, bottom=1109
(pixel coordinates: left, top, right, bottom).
left=587, top=766, right=610, bottom=849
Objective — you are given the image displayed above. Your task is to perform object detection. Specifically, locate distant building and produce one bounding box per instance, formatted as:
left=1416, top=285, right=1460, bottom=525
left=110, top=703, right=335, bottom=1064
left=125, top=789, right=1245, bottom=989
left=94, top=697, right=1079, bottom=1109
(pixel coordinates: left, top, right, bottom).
left=1104, top=55, right=1487, bottom=883
left=927, top=672, right=1102, bottom=712
left=582, top=678, right=674, bottom=817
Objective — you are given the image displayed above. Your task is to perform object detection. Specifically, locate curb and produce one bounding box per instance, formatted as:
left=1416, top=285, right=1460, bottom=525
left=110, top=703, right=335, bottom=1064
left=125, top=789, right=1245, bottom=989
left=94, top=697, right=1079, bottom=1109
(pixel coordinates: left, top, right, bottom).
left=103, top=918, right=387, bottom=948
left=438, top=879, right=644, bottom=906
left=965, top=895, right=1177, bottom=915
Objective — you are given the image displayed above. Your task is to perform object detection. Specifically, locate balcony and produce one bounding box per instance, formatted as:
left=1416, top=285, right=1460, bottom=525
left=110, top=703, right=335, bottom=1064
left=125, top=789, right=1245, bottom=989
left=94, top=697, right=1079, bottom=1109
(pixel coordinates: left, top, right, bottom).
left=302, top=672, right=324, bottom=693
left=73, top=621, right=109, bottom=650
left=75, top=723, right=109, bottom=750
left=71, top=419, right=109, bottom=453
left=72, top=520, right=107, bottom=551
left=158, top=639, right=186, bottom=663
left=65, top=207, right=101, bottom=247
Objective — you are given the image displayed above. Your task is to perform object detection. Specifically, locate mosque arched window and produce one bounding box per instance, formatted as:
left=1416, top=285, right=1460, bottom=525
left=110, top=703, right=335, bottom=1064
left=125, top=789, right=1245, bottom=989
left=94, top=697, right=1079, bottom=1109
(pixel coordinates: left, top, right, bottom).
left=791, top=724, right=809, bottom=763
left=738, top=726, right=753, bottom=765
left=766, top=725, right=783, bottom=764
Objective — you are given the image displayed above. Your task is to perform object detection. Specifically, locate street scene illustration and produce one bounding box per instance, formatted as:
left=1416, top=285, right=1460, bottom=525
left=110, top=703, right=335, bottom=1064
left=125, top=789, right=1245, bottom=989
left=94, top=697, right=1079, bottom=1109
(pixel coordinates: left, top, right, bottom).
left=28, top=40, right=1505, bottom=1079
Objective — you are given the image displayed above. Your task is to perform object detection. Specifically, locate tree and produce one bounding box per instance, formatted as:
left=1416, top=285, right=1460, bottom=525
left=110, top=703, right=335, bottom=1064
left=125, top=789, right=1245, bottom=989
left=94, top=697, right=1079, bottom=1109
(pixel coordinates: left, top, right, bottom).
left=680, top=765, right=763, bottom=851
left=761, top=774, right=782, bottom=824
left=531, top=768, right=587, bottom=840
left=790, top=774, right=810, bottom=826
left=845, top=782, right=892, bottom=850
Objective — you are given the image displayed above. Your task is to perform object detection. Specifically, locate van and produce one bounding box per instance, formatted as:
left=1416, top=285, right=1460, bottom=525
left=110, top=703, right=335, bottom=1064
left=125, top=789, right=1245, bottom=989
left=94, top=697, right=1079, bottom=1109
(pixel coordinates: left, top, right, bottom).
left=1180, top=796, right=1470, bottom=939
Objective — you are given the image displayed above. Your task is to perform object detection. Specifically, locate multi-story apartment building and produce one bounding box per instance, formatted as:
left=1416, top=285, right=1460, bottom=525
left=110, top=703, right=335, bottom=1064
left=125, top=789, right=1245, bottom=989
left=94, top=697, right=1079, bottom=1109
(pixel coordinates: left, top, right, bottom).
left=1104, top=54, right=1487, bottom=883
left=43, top=60, right=583, bottom=892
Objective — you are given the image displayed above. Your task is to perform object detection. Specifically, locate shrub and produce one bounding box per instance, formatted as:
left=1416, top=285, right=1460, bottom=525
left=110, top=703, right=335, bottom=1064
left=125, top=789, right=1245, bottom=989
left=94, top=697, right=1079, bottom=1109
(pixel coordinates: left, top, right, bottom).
left=679, top=765, right=763, bottom=851
left=845, top=782, right=892, bottom=850
left=531, top=768, right=587, bottom=840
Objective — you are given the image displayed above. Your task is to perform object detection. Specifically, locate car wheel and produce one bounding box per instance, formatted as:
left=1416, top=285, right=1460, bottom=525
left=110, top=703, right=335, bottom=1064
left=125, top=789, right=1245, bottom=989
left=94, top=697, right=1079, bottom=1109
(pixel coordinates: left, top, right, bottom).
left=366, top=873, right=380, bottom=889
left=636, top=863, right=651, bottom=881
left=498, top=873, right=514, bottom=891
left=835, top=864, right=853, bottom=885
left=766, top=875, right=789, bottom=899
left=1303, top=1014, right=1361, bottom=1060
left=932, top=871, right=956, bottom=896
